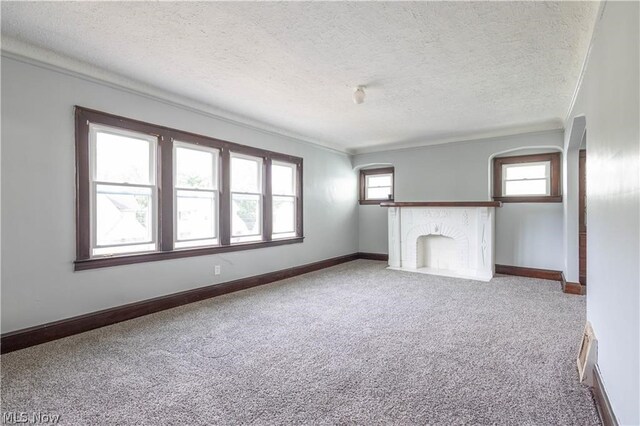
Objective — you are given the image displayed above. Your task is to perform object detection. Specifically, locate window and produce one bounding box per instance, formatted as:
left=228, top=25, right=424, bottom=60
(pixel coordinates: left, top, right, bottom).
left=359, top=167, right=394, bottom=205
left=90, top=124, right=158, bottom=256
left=230, top=153, right=263, bottom=243
left=174, top=143, right=219, bottom=249
left=75, top=107, right=303, bottom=270
left=272, top=161, right=298, bottom=239
left=493, top=152, right=561, bottom=202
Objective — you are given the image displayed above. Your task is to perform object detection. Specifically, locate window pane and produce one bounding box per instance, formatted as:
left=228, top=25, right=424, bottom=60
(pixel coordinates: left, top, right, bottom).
left=176, top=146, right=215, bottom=189
left=504, top=163, right=548, bottom=180
left=366, top=186, right=392, bottom=200
left=505, top=179, right=548, bottom=196
left=272, top=163, right=295, bottom=195
left=231, top=193, right=261, bottom=237
left=231, top=156, right=261, bottom=193
left=96, top=184, right=153, bottom=246
left=96, top=131, right=152, bottom=184
left=176, top=190, right=216, bottom=241
left=273, top=196, right=295, bottom=234
left=367, top=174, right=392, bottom=187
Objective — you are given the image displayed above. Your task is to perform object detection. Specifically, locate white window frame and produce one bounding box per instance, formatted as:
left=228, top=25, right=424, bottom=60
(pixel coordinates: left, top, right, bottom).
left=89, top=123, right=158, bottom=257
left=173, top=141, right=220, bottom=249
left=271, top=160, right=297, bottom=239
left=502, top=161, right=551, bottom=197
left=365, top=173, right=393, bottom=201
left=230, top=152, right=264, bottom=243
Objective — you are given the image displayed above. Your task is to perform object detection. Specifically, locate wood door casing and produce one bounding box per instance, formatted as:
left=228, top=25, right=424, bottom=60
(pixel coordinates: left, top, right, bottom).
left=579, top=150, right=587, bottom=286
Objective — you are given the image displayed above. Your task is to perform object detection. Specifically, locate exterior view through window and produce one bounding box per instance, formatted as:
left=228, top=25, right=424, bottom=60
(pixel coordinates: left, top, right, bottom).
left=502, top=162, right=550, bottom=196
left=272, top=161, right=297, bottom=238
left=174, top=143, right=219, bottom=249
left=230, top=153, right=263, bottom=243
left=91, top=125, right=157, bottom=257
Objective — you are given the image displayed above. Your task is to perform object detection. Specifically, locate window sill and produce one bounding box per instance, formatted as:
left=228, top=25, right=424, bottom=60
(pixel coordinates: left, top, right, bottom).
left=493, top=196, right=562, bottom=203
left=359, top=199, right=394, bottom=205
left=74, top=237, right=304, bottom=271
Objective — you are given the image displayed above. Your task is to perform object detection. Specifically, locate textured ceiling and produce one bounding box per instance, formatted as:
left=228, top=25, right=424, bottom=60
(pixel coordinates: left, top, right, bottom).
left=1, top=2, right=599, bottom=153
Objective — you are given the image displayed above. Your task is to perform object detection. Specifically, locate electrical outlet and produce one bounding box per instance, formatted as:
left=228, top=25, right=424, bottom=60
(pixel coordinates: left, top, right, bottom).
left=214, top=265, right=221, bottom=275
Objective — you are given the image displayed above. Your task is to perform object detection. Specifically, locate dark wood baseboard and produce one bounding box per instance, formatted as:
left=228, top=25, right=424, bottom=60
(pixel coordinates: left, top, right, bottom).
left=592, top=365, right=619, bottom=426
left=563, top=279, right=586, bottom=295
left=3, top=255, right=580, bottom=354
left=1, top=253, right=361, bottom=354
left=495, top=264, right=585, bottom=295
left=357, top=252, right=389, bottom=261
left=560, top=270, right=586, bottom=295
left=495, top=264, right=564, bottom=281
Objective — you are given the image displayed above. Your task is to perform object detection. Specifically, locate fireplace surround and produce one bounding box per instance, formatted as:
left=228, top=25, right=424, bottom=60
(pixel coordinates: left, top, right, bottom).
left=381, top=202, right=501, bottom=281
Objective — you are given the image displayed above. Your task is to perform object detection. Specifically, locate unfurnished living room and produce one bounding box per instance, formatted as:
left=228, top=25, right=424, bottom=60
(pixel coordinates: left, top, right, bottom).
left=0, top=1, right=638, bottom=425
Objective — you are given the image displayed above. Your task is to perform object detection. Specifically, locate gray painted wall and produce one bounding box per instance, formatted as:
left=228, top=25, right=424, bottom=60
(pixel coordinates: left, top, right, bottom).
left=0, top=56, right=358, bottom=333
left=4, top=11, right=637, bottom=421
left=565, top=2, right=639, bottom=424
left=353, top=131, right=565, bottom=270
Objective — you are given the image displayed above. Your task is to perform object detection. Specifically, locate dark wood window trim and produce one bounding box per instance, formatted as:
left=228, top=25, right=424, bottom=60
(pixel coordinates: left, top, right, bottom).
left=75, top=106, right=303, bottom=270
left=359, top=167, right=395, bottom=205
left=492, top=152, right=562, bottom=203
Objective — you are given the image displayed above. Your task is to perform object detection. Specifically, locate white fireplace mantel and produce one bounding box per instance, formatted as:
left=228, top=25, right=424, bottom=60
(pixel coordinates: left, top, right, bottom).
left=381, top=202, right=501, bottom=282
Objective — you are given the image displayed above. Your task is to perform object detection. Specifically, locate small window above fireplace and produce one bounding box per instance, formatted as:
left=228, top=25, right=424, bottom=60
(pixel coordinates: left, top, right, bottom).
left=359, top=167, right=394, bottom=205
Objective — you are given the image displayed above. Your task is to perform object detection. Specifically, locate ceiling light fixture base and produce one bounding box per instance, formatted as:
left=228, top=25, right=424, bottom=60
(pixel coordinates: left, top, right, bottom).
left=353, top=86, right=366, bottom=104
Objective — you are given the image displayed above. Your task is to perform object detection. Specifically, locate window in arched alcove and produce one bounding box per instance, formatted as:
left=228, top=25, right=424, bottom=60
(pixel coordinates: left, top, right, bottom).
left=493, top=152, right=562, bottom=203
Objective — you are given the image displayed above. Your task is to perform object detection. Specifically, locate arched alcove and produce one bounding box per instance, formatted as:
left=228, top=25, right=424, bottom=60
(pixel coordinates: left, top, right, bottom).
left=487, top=145, right=564, bottom=199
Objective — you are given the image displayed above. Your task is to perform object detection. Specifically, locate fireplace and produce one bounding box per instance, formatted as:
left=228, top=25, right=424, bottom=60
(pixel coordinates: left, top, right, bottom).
left=416, top=235, right=457, bottom=270
left=382, top=202, right=501, bottom=281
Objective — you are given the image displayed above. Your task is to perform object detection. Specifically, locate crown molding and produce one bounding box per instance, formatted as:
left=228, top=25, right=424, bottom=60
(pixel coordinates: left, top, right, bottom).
left=564, top=1, right=608, bottom=125
left=0, top=36, right=349, bottom=155
left=351, top=123, right=564, bottom=156
left=1, top=36, right=575, bottom=158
